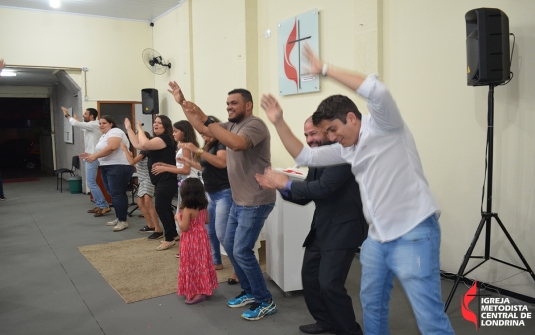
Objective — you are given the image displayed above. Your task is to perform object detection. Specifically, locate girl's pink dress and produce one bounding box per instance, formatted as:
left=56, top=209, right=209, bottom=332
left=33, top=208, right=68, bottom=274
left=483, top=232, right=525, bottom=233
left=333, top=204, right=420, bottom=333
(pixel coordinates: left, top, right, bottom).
left=177, top=209, right=218, bottom=300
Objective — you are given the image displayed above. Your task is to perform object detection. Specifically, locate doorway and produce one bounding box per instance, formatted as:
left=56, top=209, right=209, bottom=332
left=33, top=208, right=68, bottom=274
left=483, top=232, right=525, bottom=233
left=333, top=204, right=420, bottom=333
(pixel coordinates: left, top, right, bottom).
left=0, top=97, right=52, bottom=179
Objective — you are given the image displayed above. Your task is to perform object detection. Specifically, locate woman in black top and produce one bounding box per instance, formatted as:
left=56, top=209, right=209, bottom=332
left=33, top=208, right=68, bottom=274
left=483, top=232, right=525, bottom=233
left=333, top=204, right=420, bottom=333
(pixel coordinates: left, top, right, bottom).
left=126, top=116, right=178, bottom=250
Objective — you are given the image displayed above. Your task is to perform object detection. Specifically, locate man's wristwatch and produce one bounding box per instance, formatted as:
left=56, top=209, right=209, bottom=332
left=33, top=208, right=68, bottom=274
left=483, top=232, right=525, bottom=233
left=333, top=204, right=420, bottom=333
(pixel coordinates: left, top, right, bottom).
left=65, top=114, right=70, bottom=118
left=204, top=116, right=216, bottom=127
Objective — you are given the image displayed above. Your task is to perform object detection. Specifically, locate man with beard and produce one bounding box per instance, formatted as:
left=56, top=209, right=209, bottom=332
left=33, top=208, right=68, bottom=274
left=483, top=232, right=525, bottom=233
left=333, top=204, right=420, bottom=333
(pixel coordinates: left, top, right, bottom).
left=256, top=117, right=367, bottom=335
left=260, top=46, right=455, bottom=335
left=167, top=82, right=277, bottom=321
left=62, top=106, right=110, bottom=217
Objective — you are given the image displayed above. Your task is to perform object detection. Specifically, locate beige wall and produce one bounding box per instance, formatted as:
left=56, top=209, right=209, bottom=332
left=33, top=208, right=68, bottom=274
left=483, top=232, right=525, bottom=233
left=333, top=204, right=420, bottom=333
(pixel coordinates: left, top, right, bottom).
left=152, top=1, right=192, bottom=122
left=257, top=0, right=381, bottom=168
left=0, top=6, right=153, bottom=109
left=383, top=0, right=535, bottom=297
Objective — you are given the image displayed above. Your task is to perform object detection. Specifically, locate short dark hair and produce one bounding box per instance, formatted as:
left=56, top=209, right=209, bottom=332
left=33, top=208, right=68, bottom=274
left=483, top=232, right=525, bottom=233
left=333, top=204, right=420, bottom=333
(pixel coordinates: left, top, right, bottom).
left=86, top=108, right=98, bottom=120
left=312, top=95, right=361, bottom=126
left=180, top=178, right=208, bottom=210
left=99, top=115, right=118, bottom=128
left=228, top=88, right=253, bottom=108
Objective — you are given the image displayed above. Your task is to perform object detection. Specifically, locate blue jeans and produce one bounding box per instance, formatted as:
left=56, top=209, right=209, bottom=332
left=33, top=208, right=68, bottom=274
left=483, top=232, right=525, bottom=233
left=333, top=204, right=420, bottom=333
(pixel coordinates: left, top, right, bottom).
left=359, top=215, right=454, bottom=335
left=100, top=164, right=134, bottom=222
left=223, top=201, right=275, bottom=303
left=85, top=160, right=108, bottom=209
left=207, top=188, right=232, bottom=265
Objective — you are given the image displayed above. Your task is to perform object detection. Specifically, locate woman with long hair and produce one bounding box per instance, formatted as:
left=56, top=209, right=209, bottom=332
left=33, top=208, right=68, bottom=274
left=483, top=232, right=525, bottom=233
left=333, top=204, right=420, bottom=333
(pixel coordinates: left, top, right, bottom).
left=120, top=130, right=162, bottom=237
left=125, top=116, right=178, bottom=250
left=151, top=120, right=200, bottom=249
left=81, top=115, right=134, bottom=232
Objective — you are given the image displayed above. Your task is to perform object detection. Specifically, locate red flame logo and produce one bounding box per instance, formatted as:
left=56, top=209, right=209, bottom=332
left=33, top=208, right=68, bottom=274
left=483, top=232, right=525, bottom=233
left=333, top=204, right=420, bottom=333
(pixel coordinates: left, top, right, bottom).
left=461, top=281, right=478, bottom=330
left=284, top=19, right=298, bottom=90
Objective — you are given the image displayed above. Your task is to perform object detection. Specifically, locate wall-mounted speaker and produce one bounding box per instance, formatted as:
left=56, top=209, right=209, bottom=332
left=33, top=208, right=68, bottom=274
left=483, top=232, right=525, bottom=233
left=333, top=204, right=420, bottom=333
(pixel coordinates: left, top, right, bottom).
left=142, top=88, right=159, bottom=114
left=466, top=8, right=510, bottom=86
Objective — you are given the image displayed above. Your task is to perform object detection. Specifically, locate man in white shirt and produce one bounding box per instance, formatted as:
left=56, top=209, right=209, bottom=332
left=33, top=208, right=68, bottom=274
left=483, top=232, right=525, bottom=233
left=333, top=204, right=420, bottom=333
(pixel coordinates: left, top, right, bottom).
left=62, top=107, right=110, bottom=217
left=260, top=46, right=454, bottom=335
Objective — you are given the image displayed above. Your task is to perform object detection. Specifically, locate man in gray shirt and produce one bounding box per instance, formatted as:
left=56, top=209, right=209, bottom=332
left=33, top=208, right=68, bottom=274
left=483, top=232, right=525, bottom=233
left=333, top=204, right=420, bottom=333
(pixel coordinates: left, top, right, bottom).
left=168, top=82, right=276, bottom=321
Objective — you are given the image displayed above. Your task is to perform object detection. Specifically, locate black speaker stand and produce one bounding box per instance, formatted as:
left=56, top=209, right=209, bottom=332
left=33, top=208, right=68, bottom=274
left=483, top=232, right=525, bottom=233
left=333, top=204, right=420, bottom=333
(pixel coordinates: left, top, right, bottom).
left=444, top=84, right=535, bottom=311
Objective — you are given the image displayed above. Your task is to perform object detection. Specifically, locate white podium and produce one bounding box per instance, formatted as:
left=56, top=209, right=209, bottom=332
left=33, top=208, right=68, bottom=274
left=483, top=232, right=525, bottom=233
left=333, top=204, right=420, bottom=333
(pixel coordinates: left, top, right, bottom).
left=265, top=170, right=314, bottom=296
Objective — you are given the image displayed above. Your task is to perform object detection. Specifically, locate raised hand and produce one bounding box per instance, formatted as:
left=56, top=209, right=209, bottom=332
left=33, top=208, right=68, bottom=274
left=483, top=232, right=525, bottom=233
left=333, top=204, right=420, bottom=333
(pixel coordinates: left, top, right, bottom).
left=182, top=101, right=207, bottom=122
left=168, top=81, right=186, bottom=104
left=124, top=118, right=132, bottom=130
left=0, top=59, right=5, bottom=71
left=303, top=44, right=322, bottom=75
left=260, top=94, right=283, bottom=125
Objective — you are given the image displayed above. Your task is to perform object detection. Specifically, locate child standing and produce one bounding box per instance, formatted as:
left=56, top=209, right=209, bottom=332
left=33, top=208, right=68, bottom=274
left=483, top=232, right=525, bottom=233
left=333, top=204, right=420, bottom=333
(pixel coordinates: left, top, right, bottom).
left=175, top=178, right=218, bottom=304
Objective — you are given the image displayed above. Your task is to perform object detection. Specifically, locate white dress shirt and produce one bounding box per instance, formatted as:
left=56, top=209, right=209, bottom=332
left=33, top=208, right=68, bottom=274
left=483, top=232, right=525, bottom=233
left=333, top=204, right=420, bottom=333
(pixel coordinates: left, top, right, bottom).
left=295, top=74, right=440, bottom=242
left=69, top=119, right=100, bottom=154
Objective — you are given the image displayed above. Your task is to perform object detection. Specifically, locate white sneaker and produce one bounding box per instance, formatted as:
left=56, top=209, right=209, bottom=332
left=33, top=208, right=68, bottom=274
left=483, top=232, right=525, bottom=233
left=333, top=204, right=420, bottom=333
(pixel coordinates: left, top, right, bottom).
left=106, top=218, right=119, bottom=226
left=112, top=221, right=128, bottom=232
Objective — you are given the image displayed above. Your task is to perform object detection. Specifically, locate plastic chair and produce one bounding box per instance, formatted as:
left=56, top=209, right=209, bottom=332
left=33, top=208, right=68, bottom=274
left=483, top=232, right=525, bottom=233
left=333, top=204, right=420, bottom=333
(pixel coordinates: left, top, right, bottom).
left=54, top=156, right=80, bottom=193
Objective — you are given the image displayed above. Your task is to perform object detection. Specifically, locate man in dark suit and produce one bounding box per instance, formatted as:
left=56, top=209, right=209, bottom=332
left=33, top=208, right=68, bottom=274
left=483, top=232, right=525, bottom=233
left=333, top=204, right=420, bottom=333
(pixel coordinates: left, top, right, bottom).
left=256, top=117, right=367, bottom=335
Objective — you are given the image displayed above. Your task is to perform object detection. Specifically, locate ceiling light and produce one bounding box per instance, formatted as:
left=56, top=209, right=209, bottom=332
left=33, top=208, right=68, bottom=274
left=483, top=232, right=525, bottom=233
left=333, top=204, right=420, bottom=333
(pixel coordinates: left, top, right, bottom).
left=0, top=70, right=17, bottom=77
left=50, top=0, right=61, bottom=9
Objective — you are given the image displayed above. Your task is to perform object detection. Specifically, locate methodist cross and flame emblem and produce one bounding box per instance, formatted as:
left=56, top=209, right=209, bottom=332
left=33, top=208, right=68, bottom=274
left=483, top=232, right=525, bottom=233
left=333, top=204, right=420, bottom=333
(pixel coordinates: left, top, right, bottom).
left=462, top=280, right=480, bottom=330
left=283, top=18, right=311, bottom=93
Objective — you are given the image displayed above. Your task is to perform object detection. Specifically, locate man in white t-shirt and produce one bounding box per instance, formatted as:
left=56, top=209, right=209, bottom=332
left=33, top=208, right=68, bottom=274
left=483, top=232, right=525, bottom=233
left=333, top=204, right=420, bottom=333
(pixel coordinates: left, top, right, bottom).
left=62, top=107, right=110, bottom=217
left=260, top=46, right=454, bottom=335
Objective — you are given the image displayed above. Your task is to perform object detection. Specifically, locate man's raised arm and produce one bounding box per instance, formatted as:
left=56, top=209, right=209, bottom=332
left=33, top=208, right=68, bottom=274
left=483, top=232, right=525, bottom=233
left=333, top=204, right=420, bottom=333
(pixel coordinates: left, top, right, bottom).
left=167, top=81, right=212, bottom=136
left=260, top=94, right=303, bottom=158
left=303, top=45, right=367, bottom=92
left=168, top=81, right=252, bottom=152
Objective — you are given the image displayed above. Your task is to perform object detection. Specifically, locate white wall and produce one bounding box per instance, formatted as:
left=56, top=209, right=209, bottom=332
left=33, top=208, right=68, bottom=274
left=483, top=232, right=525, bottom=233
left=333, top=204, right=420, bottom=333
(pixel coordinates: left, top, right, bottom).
left=257, top=0, right=381, bottom=168
left=383, top=0, right=535, bottom=297
left=0, top=7, right=153, bottom=104
left=0, top=6, right=154, bottom=169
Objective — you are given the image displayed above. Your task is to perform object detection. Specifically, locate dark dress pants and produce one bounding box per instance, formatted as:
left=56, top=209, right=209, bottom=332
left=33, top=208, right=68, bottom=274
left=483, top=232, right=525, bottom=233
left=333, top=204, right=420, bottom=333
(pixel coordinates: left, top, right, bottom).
left=301, top=236, right=363, bottom=335
left=154, top=179, right=178, bottom=242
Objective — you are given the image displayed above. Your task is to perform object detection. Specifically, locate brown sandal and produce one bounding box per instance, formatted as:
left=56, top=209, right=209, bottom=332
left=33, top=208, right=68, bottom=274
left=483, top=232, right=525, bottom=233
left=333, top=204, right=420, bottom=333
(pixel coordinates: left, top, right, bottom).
left=94, top=207, right=111, bottom=217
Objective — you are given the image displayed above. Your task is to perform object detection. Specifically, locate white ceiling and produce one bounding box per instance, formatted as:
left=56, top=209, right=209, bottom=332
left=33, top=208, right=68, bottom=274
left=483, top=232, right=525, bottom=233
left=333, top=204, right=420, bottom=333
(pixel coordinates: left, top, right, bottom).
left=0, top=0, right=183, bottom=87
left=0, top=0, right=183, bottom=22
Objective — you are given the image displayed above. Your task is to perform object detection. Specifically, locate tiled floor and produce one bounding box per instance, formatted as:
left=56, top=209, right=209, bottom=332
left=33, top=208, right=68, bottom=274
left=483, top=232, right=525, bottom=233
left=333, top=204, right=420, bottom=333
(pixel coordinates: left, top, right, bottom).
left=0, top=176, right=533, bottom=334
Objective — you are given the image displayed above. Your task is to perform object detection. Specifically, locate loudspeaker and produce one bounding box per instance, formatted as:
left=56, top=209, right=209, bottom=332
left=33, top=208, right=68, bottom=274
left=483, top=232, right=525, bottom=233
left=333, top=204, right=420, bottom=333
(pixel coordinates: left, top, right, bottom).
left=466, top=8, right=510, bottom=86
left=142, top=88, right=159, bottom=114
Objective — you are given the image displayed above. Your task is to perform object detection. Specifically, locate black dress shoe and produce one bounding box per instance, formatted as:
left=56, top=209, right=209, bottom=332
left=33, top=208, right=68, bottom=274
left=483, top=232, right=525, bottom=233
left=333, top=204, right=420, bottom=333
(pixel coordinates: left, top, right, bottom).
left=299, top=323, right=334, bottom=334
left=147, top=232, right=163, bottom=239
